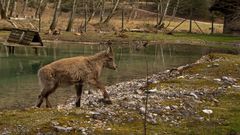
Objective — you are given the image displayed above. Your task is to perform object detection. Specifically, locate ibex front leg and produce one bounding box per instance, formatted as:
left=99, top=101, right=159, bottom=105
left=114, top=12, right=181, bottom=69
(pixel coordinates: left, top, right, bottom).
left=75, top=82, right=83, bottom=107
left=88, top=79, right=112, bottom=104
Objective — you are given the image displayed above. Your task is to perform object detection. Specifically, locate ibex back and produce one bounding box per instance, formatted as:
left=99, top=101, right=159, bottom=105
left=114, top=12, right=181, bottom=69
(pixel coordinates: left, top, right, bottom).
left=36, top=46, right=117, bottom=108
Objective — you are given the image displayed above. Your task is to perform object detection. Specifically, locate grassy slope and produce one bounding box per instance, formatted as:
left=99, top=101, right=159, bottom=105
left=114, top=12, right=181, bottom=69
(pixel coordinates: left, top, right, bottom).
left=159, top=53, right=240, bottom=134
left=0, top=53, right=240, bottom=134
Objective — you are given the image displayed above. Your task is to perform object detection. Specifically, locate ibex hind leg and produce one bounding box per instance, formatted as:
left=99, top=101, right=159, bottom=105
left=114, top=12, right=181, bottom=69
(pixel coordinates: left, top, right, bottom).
left=45, top=89, right=56, bottom=108
left=36, top=84, right=57, bottom=108
left=36, top=88, right=45, bottom=108
left=36, top=88, right=43, bottom=108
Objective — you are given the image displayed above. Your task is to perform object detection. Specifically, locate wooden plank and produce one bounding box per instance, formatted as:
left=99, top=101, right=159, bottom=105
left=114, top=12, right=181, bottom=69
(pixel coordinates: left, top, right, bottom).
left=30, top=42, right=42, bottom=46
left=2, top=43, right=45, bottom=48
left=8, top=33, right=22, bottom=38
left=7, top=30, right=22, bottom=43
left=23, top=37, right=33, bottom=40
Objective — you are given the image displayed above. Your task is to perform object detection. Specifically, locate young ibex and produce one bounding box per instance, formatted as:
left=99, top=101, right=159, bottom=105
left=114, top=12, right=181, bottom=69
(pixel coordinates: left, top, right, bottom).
left=36, top=46, right=117, bottom=108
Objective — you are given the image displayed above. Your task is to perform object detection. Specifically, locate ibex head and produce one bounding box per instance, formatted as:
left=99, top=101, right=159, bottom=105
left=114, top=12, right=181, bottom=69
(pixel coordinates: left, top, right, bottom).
left=104, top=46, right=117, bottom=70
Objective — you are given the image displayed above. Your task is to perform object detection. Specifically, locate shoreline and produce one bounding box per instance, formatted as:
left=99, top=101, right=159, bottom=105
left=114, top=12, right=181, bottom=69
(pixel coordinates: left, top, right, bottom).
left=0, top=31, right=240, bottom=47
left=43, top=39, right=240, bottom=46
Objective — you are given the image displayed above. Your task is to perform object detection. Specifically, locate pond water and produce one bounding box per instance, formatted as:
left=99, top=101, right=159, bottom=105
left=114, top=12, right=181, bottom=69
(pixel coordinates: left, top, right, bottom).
left=0, top=42, right=222, bottom=109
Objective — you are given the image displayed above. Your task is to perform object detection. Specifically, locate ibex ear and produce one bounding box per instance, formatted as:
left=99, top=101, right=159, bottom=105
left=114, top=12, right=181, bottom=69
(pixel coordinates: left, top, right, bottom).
left=106, top=40, right=113, bottom=54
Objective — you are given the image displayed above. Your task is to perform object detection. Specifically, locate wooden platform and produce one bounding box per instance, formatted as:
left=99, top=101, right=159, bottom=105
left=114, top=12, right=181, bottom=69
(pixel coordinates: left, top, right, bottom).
left=7, top=28, right=43, bottom=46
left=1, top=42, right=46, bottom=56
left=2, top=42, right=45, bottom=48
left=2, top=28, right=45, bottom=56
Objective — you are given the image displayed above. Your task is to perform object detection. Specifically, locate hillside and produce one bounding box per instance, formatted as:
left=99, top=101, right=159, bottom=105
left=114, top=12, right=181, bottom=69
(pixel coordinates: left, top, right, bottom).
left=0, top=1, right=223, bottom=34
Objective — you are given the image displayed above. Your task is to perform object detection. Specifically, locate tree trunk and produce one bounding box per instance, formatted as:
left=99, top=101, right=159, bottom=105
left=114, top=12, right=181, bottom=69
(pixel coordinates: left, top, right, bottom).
left=66, top=0, right=77, bottom=32
left=49, top=0, right=61, bottom=31
left=22, top=0, right=28, bottom=15
left=35, top=0, right=43, bottom=18
left=102, top=0, right=120, bottom=24
left=80, top=0, right=101, bottom=31
left=127, top=0, right=139, bottom=22
left=133, top=0, right=139, bottom=20
left=156, top=2, right=160, bottom=24
left=5, top=0, right=10, bottom=17
left=0, top=1, right=7, bottom=19
left=2, top=0, right=6, bottom=8
left=172, top=0, right=179, bottom=17
left=159, top=0, right=170, bottom=24
left=9, top=0, right=16, bottom=17
left=84, top=1, right=87, bottom=32
left=223, top=15, right=232, bottom=34
left=87, top=0, right=101, bottom=23
left=156, top=0, right=171, bottom=28
left=165, top=0, right=179, bottom=28
left=40, top=1, right=47, bottom=17
left=99, top=0, right=105, bottom=23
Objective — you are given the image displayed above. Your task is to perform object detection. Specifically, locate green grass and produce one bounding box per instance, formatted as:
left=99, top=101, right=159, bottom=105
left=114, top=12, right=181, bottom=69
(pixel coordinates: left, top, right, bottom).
left=1, top=30, right=240, bottom=45
left=153, top=53, right=240, bottom=134
left=109, top=32, right=240, bottom=45
left=160, top=78, right=220, bottom=90
left=184, top=53, right=240, bottom=78
left=173, top=33, right=240, bottom=43
left=214, top=91, right=240, bottom=133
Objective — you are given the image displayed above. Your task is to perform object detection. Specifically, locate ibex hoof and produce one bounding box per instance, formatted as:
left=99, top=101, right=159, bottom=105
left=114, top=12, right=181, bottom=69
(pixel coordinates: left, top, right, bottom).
left=103, top=99, right=112, bottom=105
left=99, top=98, right=112, bottom=104
left=32, top=106, right=39, bottom=109
left=75, top=102, right=81, bottom=107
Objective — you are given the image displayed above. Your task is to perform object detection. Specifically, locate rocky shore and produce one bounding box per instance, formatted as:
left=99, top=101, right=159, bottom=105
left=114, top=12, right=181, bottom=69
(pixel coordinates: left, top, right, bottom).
left=54, top=53, right=240, bottom=134
left=1, top=53, right=240, bottom=135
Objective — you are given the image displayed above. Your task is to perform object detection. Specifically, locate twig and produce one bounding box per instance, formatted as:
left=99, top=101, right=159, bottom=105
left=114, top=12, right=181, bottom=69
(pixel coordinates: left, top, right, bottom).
left=143, top=45, right=149, bottom=135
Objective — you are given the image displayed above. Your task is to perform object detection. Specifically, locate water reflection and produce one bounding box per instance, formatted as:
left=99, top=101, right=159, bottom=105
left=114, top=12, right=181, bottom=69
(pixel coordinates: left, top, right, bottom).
left=0, top=43, right=210, bottom=109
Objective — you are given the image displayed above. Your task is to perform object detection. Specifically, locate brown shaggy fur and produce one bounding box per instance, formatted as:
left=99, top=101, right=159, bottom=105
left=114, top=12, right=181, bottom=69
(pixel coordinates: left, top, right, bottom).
left=36, top=46, right=117, bottom=108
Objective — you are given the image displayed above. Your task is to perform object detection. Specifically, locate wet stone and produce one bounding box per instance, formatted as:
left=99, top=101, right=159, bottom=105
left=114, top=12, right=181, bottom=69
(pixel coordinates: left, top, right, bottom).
left=221, top=76, right=237, bottom=85
left=190, top=92, right=198, bottom=99
left=139, top=107, right=146, bottom=114
left=53, top=126, right=73, bottom=132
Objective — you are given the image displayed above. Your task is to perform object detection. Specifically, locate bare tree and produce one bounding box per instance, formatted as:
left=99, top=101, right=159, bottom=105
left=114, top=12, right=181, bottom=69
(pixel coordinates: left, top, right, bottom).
left=22, top=0, right=28, bottom=15
left=87, top=0, right=101, bottom=23
left=165, top=0, right=180, bottom=28
left=99, top=0, right=105, bottom=23
left=155, top=0, right=171, bottom=29
left=9, top=0, right=17, bottom=17
left=0, top=0, right=7, bottom=19
left=127, top=0, right=139, bottom=22
left=66, top=0, right=77, bottom=32
left=50, top=0, right=62, bottom=31
left=5, top=0, right=11, bottom=17
left=79, top=0, right=101, bottom=31
left=35, top=0, right=43, bottom=18
left=102, top=0, right=120, bottom=24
